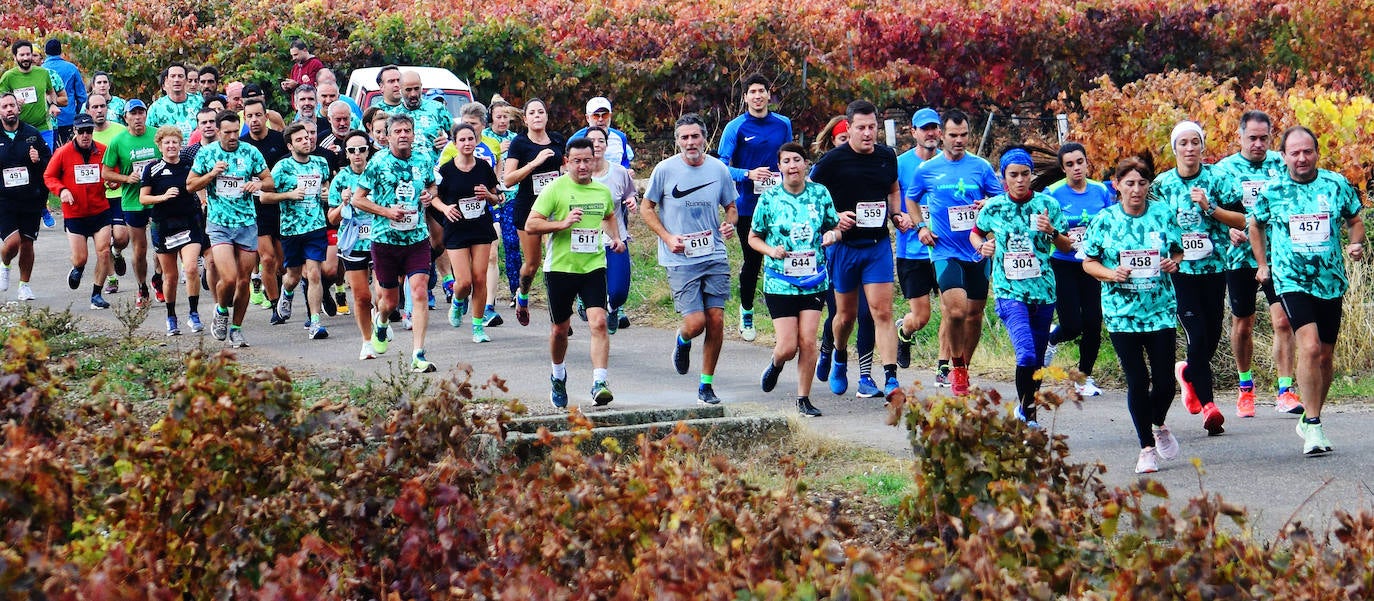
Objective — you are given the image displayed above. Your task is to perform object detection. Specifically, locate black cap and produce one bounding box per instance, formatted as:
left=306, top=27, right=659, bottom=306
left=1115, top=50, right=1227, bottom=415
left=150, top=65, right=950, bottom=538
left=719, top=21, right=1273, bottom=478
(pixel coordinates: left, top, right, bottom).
left=45, top=39, right=61, bottom=56
left=74, top=114, right=95, bottom=129
left=243, top=83, right=264, bottom=96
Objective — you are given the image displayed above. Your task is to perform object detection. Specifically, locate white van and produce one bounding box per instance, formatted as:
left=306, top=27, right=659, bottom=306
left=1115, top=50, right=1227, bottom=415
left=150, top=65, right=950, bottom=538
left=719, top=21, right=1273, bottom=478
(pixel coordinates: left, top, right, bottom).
left=345, top=66, right=474, bottom=119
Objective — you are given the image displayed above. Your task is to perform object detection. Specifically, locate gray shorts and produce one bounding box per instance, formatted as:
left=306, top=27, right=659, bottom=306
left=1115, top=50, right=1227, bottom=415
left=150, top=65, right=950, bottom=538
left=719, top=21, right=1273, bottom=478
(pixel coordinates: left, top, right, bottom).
left=206, top=221, right=259, bottom=252
left=666, top=260, right=731, bottom=315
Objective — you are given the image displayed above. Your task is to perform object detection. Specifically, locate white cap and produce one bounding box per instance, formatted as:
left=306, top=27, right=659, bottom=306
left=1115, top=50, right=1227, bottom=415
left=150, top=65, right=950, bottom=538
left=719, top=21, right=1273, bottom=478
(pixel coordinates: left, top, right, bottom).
left=1170, top=121, right=1205, bottom=153
left=586, top=96, right=612, bottom=114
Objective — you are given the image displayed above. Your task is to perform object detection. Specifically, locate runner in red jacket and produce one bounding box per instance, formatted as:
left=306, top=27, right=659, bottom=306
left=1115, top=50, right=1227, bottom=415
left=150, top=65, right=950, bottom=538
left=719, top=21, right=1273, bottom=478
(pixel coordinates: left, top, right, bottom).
left=43, top=113, right=115, bottom=308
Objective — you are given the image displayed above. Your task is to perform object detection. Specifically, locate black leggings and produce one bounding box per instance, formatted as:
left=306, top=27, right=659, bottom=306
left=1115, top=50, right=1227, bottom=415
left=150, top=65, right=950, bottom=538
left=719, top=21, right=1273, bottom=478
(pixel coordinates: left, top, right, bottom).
left=1170, top=271, right=1227, bottom=408
left=1110, top=329, right=1177, bottom=449
left=738, top=214, right=764, bottom=311
left=1048, top=258, right=1104, bottom=375
left=820, top=287, right=874, bottom=373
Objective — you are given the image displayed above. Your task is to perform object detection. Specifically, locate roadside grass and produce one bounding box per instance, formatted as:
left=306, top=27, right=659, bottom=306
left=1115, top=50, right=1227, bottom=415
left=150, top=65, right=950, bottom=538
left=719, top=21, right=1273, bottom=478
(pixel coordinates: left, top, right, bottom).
left=729, top=421, right=913, bottom=513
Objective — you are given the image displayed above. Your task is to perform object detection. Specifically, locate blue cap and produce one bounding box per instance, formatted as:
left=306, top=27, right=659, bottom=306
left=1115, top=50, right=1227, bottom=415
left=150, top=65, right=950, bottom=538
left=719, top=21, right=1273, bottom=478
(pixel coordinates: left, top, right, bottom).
left=911, top=108, right=940, bottom=128
left=425, top=88, right=445, bottom=102
left=125, top=99, right=147, bottom=112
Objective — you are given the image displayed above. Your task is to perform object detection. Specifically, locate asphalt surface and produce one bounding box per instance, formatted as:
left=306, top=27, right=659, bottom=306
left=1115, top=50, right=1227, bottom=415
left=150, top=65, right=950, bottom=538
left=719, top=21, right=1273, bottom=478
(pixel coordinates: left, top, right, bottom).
left=11, top=223, right=1374, bottom=540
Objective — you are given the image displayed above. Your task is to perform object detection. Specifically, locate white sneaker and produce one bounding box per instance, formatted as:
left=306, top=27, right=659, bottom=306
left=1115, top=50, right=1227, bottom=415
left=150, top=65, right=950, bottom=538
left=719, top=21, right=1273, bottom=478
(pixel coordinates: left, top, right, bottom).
left=1152, top=424, right=1179, bottom=460
left=0, top=264, right=8, bottom=291
left=16, top=283, right=35, bottom=301
left=1135, top=447, right=1160, bottom=474
left=359, top=340, right=378, bottom=360
left=402, top=310, right=413, bottom=331
left=1076, top=376, right=1103, bottom=397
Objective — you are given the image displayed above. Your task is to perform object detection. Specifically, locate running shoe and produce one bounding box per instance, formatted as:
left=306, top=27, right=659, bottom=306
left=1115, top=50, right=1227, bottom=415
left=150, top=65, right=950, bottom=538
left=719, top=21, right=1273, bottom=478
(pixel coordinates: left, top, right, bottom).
left=269, top=307, right=287, bottom=325
left=411, top=350, right=437, bottom=373
left=1152, top=424, right=1179, bottom=460
left=1135, top=447, right=1159, bottom=474
left=1275, top=390, right=1304, bottom=415
left=828, top=361, right=849, bottom=395
left=152, top=273, right=164, bottom=303
left=166, top=316, right=180, bottom=336
left=112, top=252, right=126, bottom=277
left=855, top=374, right=881, bottom=398
left=0, top=263, right=8, bottom=291
left=815, top=349, right=832, bottom=383
left=895, top=318, right=913, bottom=369
left=577, top=298, right=587, bottom=322
left=551, top=375, right=569, bottom=409
left=739, top=308, right=757, bottom=342
left=371, top=317, right=390, bottom=354
left=934, top=370, right=951, bottom=388
left=448, top=302, right=463, bottom=328
left=427, top=289, right=436, bottom=310
left=359, top=341, right=378, bottom=360
left=188, top=311, right=203, bottom=333
left=472, top=322, right=491, bottom=343
left=673, top=336, right=691, bottom=375
left=697, top=383, right=722, bottom=405
left=322, top=289, right=337, bottom=316
left=335, top=291, right=350, bottom=315
left=90, top=293, right=110, bottom=310
left=277, top=293, right=294, bottom=321
left=1176, top=361, right=1201, bottom=414
left=760, top=361, right=781, bottom=392
left=591, top=380, right=614, bottom=406
left=16, top=283, right=34, bottom=301
left=1202, top=403, right=1225, bottom=436
left=212, top=309, right=230, bottom=341
left=104, top=276, right=118, bottom=294
left=607, top=307, right=620, bottom=335
left=1236, top=388, right=1256, bottom=418
left=228, top=328, right=249, bottom=348
left=516, top=295, right=530, bottom=326
left=883, top=376, right=901, bottom=396
left=1076, top=376, right=1103, bottom=397
left=485, top=310, right=505, bottom=327
left=797, top=397, right=823, bottom=417
left=309, top=320, right=329, bottom=340
left=1015, top=404, right=1040, bottom=430
left=618, top=313, right=631, bottom=330
left=67, top=267, right=82, bottom=290
left=951, top=366, right=970, bottom=396
left=134, top=292, right=147, bottom=308
left=1297, top=419, right=1333, bottom=455
left=41, top=207, right=54, bottom=228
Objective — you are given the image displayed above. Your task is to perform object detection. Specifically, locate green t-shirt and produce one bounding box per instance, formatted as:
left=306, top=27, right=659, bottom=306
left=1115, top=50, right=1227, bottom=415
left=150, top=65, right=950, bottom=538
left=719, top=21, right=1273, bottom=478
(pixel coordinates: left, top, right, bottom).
left=147, top=94, right=204, bottom=140
left=329, top=167, right=373, bottom=255
left=271, top=154, right=331, bottom=237
left=92, top=124, right=127, bottom=200
left=101, top=128, right=159, bottom=212
left=974, top=192, right=1067, bottom=304
left=1214, top=151, right=1285, bottom=270
left=0, top=67, right=54, bottom=131
left=531, top=175, right=615, bottom=275
left=1082, top=201, right=1184, bottom=333
left=1251, top=169, right=1362, bottom=300
left=190, top=140, right=268, bottom=228
left=751, top=181, right=839, bottom=295
left=356, top=150, right=436, bottom=247
left=1149, top=165, right=1232, bottom=275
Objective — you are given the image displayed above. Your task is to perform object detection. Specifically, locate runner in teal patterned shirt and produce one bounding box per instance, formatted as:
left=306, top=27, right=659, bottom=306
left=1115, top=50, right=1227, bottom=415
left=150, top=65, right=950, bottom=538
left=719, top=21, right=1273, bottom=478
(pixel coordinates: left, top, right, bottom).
left=1153, top=121, right=1246, bottom=436
left=263, top=122, right=334, bottom=337
left=191, top=119, right=269, bottom=229
left=1082, top=155, right=1185, bottom=475
left=146, top=64, right=203, bottom=140
left=749, top=143, right=842, bottom=418
left=1213, top=110, right=1292, bottom=418
left=326, top=130, right=381, bottom=361
left=1249, top=125, right=1366, bottom=457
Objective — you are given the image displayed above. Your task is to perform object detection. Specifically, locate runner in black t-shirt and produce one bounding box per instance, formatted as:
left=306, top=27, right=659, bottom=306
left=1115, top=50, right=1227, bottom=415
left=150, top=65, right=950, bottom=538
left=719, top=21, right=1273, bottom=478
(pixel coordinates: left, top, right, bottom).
left=501, top=98, right=565, bottom=326
left=241, top=98, right=290, bottom=321
left=432, top=123, right=502, bottom=342
left=140, top=125, right=206, bottom=337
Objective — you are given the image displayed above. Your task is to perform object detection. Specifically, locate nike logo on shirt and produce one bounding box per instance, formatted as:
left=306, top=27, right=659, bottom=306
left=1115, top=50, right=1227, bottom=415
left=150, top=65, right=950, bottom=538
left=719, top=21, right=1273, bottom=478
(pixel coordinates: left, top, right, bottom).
left=671, top=182, right=713, bottom=198
left=744, top=136, right=757, bottom=141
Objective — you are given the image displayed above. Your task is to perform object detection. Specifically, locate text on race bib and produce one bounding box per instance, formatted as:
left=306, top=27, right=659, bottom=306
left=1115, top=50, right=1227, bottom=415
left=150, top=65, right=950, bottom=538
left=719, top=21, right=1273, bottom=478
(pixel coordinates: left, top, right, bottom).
left=948, top=204, right=978, bottom=232
left=164, top=229, right=192, bottom=249
left=570, top=228, right=600, bottom=253
left=356, top=223, right=371, bottom=240
left=919, top=205, right=931, bottom=224
left=3, top=166, right=29, bottom=188
left=1003, top=252, right=1041, bottom=280
left=131, top=160, right=154, bottom=180
left=1181, top=232, right=1213, bottom=261
left=532, top=171, right=558, bottom=195
left=1289, top=213, right=1331, bottom=246
left=752, top=172, right=781, bottom=195
left=682, top=229, right=714, bottom=258
left=74, top=163, right=101, bottom=185
left=1067, top=226, right=1087, bottom=249
left=297, top=174, right=322, bottom=199
left=14, top=87, right=37, bottom=105
left=457, top=196, right=486, bottom=219
left=1120, top=249, right=1161, bottom=278
left=855, top=201, right=887, bottom=228
left=1241, top=180, right=1267, bottom=210
left=392, top=208, right=420, bottom=231
left=215, top=175, right=244, bottom=198
left=783, top=250, right=817, bottom=277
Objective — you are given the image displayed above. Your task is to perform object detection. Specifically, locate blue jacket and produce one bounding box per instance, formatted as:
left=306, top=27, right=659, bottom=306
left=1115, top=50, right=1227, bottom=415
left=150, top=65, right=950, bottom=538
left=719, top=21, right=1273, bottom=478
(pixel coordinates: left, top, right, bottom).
left=42, top=55, right=86, bottom=128
left=718, top=111, right=792, bottom=216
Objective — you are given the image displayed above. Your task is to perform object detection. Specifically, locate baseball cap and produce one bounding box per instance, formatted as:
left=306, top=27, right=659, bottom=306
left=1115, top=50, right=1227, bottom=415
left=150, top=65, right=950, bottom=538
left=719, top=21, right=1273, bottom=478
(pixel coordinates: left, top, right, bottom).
left=425, top=88, right=445, bottom=102
left=125, top=99, right=148, bottom=112
left=911, top=108, right=940, bottom=128
left=74, top=114, right=95, bottom=129
left=586, top=96, right=612, bottom=114
left=243, top=83, right=265, bottom=97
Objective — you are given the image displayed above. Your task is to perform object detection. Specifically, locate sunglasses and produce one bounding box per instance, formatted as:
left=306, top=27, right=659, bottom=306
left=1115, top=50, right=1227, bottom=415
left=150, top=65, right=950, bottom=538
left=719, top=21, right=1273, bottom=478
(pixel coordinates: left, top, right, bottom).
left=345, top=146, right=369, bottom=154
left=76, top=128, right=94, bottom=134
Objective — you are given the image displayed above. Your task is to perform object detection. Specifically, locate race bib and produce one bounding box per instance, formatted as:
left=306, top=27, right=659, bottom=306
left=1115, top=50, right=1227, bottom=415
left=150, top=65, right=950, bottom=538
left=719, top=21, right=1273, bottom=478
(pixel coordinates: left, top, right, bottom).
left=919, top=205, right=931, bottom=224
left=392, top=209, right=420, bottom=231
left=74, top=163, right=101, bottom=185
left=164, top=229, right=192, bottom=249
left=131, top=160, right=154, bottom=180
left=1181, top=232, right=1213, bottom=261
left=1067, top=226, right=1087, bottom=250
left=3, top=166, right=29, bottom=188
left=14, top=86, right=37, bottom=105
left=948, top=204, right=978, bottom=232
left=752, top=172, right=781, bottom=195
left=178, top=122, right=194, bottom=139
left=783, top=250, right=817, bottom=277
left=297, top=174, right=322, bottom=199
left=356, top=222, right=371, bottom=240
left=1289, top=213, right=1331, bottom=245
left=1241, top=180, right=1266, bottom=210
left=1120, top=249, right=1160, bottom=278
left=570, top=228, right=600, bottom=253
left=1003, top=252, right=1041, bottom=280
left=215, top=175, right=244, bottom=198
left=532, top=171, right=558, bottom=195
left=682, top=229, right=714, bottom=258
left=855, top=201, right=887, bottom=228
left=458, top=196, right=485, bottom=219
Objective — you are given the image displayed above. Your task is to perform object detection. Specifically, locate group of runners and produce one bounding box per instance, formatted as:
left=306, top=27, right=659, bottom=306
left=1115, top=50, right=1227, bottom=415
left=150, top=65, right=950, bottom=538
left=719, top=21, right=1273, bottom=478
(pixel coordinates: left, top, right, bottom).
left=2, top=41, right=1362, bottom=468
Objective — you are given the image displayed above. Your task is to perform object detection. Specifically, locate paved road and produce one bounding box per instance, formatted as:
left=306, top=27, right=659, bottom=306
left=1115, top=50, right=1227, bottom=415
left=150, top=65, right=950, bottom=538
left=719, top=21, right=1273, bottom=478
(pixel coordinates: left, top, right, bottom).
left=12, top=225, right=1374, bottom=540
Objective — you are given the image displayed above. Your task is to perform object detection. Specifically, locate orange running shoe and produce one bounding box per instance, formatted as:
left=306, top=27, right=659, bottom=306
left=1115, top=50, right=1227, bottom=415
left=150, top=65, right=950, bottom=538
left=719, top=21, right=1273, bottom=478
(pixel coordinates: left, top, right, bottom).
left=1236, top=388, right=1256, bottom=418
left=1275, top=390, right=1304, bottom=415
left=1202, top=403, right=1226, bottom=436
left=1176, top=361, right=1201, bottom=414
left=951, top=366, right=971, bottom=396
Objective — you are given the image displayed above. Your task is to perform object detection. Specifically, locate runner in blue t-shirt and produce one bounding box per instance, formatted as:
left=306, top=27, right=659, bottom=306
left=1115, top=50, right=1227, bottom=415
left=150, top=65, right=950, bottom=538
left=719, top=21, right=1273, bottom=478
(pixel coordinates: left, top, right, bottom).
left=894, top=108, right=948, bottom=383
left=1044, top=142, right=1115, bottom=397
left=906, top=110, right=1004, bottom=396
left=718, top=73, right=793, bottom=342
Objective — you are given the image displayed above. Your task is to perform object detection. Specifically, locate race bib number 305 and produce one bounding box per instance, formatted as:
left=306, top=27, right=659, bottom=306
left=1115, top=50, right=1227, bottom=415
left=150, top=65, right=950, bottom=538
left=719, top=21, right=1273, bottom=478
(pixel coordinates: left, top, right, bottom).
left=1181, top=232, right=1213, bottom=261
left=682, top=229, right=713, bottom=258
